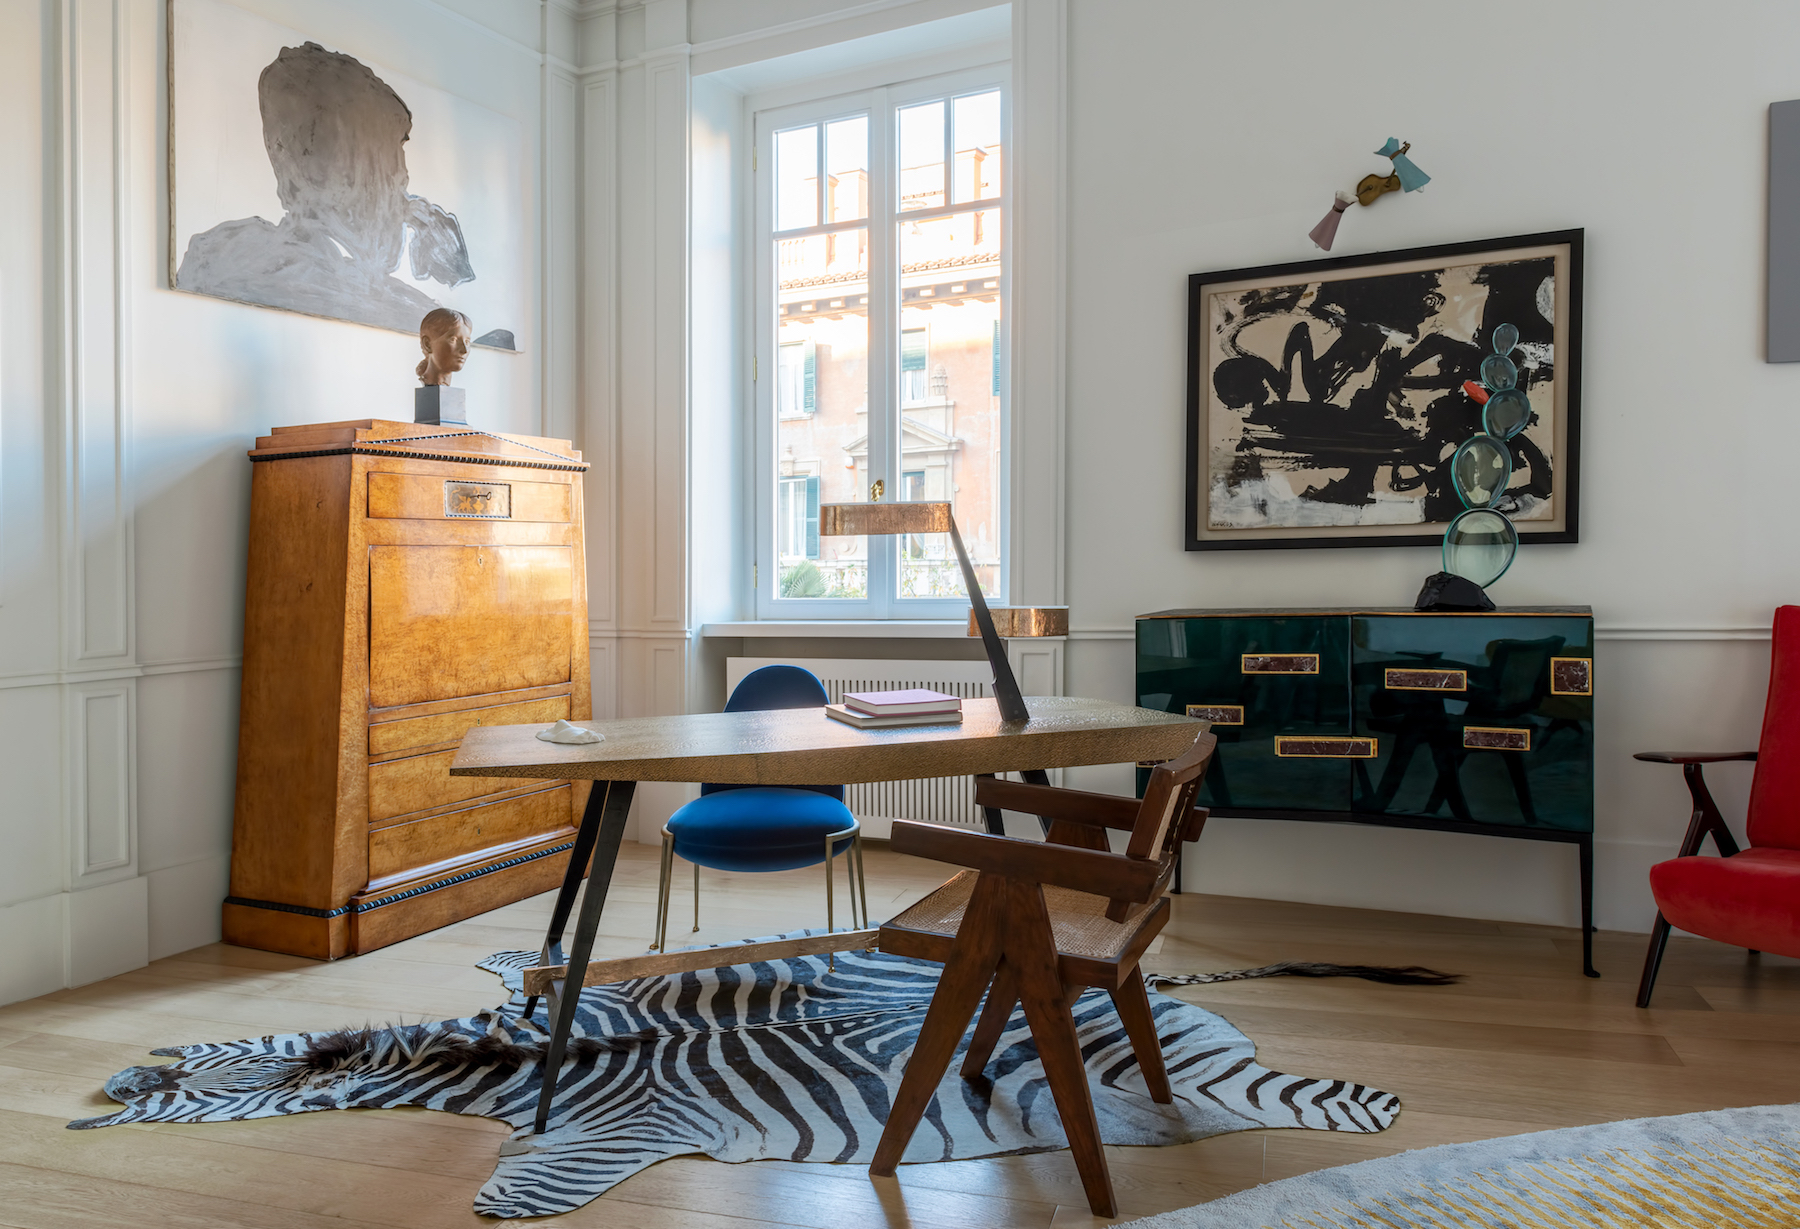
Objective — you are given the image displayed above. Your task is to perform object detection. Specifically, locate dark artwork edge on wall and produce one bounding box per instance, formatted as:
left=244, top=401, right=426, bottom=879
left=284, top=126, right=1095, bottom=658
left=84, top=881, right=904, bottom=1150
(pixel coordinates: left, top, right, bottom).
left=1184, top=229, right=1584, bottom=552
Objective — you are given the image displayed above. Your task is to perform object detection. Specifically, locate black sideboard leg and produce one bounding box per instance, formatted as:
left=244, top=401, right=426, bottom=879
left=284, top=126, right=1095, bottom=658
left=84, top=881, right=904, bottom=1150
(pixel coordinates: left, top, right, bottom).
left=1578, top=833, right=1599, bottom=978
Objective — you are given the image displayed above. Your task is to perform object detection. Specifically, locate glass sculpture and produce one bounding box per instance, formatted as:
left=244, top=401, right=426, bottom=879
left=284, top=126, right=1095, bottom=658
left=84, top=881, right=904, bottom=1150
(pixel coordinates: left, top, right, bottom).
left=1442, top=323, right=1526, bottom=588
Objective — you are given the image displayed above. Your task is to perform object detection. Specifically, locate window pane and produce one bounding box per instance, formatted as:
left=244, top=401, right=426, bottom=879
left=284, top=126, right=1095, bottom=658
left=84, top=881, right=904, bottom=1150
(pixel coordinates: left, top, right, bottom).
left=952, top=91, right=1002, bottom=203
left=825, top=116, right=868, bottom=223
left=897, top=101, right=945, bottom=213
left=776, top=227, right=868, bottom=600
left=896, top=208, right=1003, bottom=600
left=775, top=125, right=818, bottom=231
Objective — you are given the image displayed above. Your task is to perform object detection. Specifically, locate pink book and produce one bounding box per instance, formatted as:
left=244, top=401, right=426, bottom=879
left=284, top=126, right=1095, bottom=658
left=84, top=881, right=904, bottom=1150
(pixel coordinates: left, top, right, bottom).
left=843, top=688, right=962, bottom=716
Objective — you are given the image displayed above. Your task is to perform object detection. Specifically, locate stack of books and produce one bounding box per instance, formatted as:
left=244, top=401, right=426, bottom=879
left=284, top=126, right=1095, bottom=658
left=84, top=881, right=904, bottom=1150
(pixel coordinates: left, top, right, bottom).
left=825, top=688, right=964, bottom=729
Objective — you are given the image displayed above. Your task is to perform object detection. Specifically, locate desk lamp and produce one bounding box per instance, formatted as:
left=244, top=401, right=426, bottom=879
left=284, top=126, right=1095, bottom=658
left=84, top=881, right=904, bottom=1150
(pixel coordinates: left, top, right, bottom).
left=819, top=500, right=1066, bottom=723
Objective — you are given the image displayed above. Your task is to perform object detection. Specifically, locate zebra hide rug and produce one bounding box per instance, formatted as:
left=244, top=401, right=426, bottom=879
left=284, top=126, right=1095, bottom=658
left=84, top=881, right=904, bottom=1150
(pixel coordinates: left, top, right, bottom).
left=72, top=937, right=1401, bottom=1219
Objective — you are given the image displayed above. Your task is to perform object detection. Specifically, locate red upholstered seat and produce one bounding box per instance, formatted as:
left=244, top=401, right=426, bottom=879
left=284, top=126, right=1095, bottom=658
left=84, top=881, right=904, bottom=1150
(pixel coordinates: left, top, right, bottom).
left=1637, top=605, right=1800, bottom=1004
left=1650, top=847, right=1800, bottom=959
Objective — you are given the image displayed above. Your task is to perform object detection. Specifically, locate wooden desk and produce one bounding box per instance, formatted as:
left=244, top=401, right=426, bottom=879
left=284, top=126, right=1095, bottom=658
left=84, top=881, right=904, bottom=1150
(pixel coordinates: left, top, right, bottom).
left=450, top=696, right=1201, bottom=1132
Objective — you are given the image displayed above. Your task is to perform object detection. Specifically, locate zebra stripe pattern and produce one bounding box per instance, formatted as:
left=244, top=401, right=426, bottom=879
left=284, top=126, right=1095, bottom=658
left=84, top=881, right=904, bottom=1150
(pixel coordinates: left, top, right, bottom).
left=72, top=935, right=1400, bottom=1219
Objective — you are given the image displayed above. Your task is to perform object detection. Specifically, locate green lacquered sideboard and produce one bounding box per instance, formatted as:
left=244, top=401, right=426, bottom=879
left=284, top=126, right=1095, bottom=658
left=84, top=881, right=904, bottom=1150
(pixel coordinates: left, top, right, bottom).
left=1136, top=606, right=1597, bottom=976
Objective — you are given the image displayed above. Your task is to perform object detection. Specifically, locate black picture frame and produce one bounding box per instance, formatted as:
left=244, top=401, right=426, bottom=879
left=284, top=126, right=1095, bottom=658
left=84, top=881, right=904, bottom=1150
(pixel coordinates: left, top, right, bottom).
left=1185, top=229, right=1583, bottom=552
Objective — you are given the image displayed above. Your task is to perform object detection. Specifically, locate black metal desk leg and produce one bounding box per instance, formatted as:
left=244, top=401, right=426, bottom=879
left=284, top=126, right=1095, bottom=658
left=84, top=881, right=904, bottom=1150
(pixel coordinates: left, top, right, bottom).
left=519, top=781, right=610, bottom=1022
left=1578, top=833, right=1599, bottom=978
left=532, top=779, right=637, bottom=1134
left=1021, top=768, right=1054, bottom=837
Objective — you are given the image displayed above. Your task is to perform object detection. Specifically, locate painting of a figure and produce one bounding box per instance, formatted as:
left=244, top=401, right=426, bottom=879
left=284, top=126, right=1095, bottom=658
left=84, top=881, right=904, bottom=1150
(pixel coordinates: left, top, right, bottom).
left=1186, top=233, right=1582, bottom=550
left=170, top=0, right=522, bottom=350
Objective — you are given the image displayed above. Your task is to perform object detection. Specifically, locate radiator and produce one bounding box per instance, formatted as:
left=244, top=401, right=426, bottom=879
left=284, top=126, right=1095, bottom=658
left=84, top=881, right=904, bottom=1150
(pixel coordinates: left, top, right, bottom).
left=725, top=657, right=995, bottom=838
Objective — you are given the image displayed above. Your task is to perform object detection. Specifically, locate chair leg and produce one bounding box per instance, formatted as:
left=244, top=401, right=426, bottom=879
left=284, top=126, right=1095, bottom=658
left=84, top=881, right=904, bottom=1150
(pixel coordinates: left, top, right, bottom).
left=1636, top=911, right=1673, bottom=1008
left=854, top=832, right=870, bottom=929
left=1109, top=968, right=1173, bottom=1104
left=870, top=877, right=1009, bottom=1177
left=1010, top=885, right=1116, bottom=1218
left=825, top=833, right=836, bottom=934
left=653, top=831, right=675, bottom=952
left=692, top=860, right=700, bottom=933
left=961, top=964, right=1019, bottom=1078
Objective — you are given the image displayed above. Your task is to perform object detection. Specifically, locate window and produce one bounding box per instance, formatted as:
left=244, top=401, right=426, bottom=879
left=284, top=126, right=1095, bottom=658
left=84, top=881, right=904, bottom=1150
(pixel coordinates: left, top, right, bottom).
left=755, top=69, right=1008, bottom=617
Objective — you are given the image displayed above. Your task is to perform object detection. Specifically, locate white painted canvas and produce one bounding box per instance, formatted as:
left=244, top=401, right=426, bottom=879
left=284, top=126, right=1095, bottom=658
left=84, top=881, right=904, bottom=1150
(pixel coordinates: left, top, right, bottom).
left=169, top=0, right=525, bottom=351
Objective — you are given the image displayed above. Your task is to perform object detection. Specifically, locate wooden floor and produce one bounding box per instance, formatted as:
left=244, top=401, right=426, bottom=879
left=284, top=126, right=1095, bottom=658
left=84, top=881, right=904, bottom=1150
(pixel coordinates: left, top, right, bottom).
left=3, top=842, right=1796, bottom=1228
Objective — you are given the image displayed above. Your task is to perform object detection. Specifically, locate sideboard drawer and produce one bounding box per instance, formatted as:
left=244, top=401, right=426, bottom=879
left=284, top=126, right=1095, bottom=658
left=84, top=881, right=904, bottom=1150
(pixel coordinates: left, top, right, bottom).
left=369, top=746, right=554, bottom=823
left=369, top=694, right=570, bottom=756
left=367, top=472, right=574, bottom=523
left=368, top=786, right=573, bottom=884
left=1352, top=615, right=1594, bottom=831
left=1138, top=614, right=1352, bottom=811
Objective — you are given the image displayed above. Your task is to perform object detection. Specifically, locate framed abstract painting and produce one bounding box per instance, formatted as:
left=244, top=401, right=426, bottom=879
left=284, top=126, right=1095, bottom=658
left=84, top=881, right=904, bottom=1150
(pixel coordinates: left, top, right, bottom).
left=1185, top=230, right=1582, bottom=550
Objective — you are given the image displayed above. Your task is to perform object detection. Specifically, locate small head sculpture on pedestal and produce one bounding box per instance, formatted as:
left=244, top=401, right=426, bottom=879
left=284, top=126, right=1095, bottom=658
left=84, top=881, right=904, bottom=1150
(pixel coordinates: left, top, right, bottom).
left=414, top=307, right=472, bottom=425
left=417, top=307, right=472, bottom=385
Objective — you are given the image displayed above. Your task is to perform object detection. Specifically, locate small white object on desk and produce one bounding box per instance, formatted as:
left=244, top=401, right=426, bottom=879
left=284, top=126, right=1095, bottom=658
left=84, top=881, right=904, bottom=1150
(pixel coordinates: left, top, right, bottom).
left=536, top=719, right=604, bottom=744
left=825, top=704, right=964, bottom=730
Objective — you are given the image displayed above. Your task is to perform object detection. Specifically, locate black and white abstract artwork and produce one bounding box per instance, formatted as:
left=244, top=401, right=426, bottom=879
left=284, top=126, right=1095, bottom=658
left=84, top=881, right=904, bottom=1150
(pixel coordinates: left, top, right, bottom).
left=170, top=0, right=523, bottom=350
left=1187, top=233, right=1582, bottom=550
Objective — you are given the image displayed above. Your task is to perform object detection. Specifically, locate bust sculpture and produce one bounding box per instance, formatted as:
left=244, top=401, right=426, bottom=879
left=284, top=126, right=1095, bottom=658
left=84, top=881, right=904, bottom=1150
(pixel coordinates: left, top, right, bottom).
left=417, top=307, right=472, bottom=385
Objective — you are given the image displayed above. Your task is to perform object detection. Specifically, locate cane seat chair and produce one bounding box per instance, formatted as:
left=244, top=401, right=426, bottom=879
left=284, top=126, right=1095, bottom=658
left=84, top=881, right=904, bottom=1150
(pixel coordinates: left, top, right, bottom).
left=869, top=728, right=1216, bottom=1217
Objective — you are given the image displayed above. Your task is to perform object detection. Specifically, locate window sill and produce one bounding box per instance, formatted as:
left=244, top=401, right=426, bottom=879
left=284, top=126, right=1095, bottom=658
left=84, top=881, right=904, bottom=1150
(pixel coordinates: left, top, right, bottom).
left=701, top=620, right=971, bottom=639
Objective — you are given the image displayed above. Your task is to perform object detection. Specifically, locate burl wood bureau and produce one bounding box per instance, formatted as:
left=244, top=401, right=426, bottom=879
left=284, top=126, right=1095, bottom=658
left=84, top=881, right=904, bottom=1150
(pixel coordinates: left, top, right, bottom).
left=223, top=420, right=592, bottom=959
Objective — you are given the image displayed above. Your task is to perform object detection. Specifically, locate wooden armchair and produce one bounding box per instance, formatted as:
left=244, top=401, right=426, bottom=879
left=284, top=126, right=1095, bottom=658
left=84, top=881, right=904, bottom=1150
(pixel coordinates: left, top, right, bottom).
left=869, top=729, right=1216, bottom=1217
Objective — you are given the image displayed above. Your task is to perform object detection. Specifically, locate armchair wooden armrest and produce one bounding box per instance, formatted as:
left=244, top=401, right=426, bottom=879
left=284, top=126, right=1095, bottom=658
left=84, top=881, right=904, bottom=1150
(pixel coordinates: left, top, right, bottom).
left=974, top=777, right=1143, bottom=831
left=889, top=819, right=1162, bottom=903
left=1634, top=753, right=1747, bottom=858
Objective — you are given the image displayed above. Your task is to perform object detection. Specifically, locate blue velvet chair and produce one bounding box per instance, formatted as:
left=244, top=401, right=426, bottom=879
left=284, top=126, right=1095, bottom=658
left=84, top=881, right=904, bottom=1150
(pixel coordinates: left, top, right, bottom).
left=654, top=665, right=868, bottom=951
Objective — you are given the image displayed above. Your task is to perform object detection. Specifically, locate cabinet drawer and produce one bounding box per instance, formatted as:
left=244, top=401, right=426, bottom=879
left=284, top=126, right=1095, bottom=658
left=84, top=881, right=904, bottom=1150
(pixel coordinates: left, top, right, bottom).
left=1137, top=615, right=1352, bottom=811
left=369, top=746, right=554, bottom=823
left=367, top=472, right=573, bottom=522
left=369, top=695, right=570, bottom=756
left=369, top=786, right=573, bottom=883
left=368, top=545, right=574, bottom=707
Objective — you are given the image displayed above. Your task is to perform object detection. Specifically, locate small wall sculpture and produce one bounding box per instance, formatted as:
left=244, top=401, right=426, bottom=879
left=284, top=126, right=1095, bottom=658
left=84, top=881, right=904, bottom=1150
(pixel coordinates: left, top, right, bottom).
left=1309, top=138, right=1431, bottom=252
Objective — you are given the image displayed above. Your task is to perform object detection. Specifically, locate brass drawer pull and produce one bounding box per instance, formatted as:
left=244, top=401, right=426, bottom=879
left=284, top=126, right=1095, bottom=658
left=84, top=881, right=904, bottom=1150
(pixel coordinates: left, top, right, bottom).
left=1464, top=726, right=1531, bottom=751
left=1242, top=654, right=1319, bottom=675
left=1385, top=668, right=1466, bottom=691
left=445, top=481, right=513, bottom=518
left=1275, top=736, right=1376, bottom=758
left=1186, top=704, right=1245, bottom=725
left=1550, top=657, right=1593, bottom=695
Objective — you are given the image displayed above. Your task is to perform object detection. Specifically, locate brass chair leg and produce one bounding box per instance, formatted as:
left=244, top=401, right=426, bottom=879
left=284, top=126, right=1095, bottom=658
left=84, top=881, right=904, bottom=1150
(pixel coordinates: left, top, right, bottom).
left=654, top=829, right=674, bottom=953
left=692, top=859, right=700, bottom=933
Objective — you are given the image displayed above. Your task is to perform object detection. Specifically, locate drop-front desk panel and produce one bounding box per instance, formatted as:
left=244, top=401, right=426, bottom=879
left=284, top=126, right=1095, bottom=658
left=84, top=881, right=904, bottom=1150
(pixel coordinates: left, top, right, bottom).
left=1136, top=606, right=1596, bottom=974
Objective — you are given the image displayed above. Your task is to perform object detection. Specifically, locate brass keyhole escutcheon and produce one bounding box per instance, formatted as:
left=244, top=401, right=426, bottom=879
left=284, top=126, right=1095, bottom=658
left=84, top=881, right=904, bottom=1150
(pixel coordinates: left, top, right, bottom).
left=869, top=478, right=884, bottom=502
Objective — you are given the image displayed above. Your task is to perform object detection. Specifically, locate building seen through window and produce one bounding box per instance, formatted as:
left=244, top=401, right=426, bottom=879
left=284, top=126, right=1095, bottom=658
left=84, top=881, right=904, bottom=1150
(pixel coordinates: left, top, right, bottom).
left=768, top=85, right=1004, bottom=607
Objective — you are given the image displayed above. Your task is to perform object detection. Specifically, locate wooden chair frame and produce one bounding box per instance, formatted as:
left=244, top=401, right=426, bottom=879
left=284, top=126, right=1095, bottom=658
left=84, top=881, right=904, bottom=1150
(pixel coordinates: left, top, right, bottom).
left=869, top=731, right=1216, bottom=1217
left=1632, top=751, right=1754, bottom=1007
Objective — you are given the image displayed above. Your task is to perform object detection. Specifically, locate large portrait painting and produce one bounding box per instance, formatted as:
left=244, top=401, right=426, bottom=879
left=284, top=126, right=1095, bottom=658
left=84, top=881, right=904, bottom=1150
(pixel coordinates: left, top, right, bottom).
left=168, top=0, right=524, bottom=351
left=1185, top=231, right=1582, bottom=550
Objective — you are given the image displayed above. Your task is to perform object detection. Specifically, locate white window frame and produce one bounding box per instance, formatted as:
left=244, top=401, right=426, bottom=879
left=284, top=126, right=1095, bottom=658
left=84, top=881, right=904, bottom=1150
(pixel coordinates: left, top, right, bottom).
left=752, top=63, right=1011, bottom=620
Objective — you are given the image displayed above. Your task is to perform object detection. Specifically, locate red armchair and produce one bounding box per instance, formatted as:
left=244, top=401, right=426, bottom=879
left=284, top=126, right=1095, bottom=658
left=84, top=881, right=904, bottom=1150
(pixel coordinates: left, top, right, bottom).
left=1635, top=604, right=1800, bottom=1007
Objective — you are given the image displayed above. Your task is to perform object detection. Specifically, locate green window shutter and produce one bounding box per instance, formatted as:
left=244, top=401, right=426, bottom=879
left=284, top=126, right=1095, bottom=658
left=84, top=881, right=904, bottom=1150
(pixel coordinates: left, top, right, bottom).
left=901, top=328, right=928, bottom=372
left=991, top=321, right=1001, bottom=395
left=804, top=475, right=820, bottom=559
left=802, top=339, right=816, bottom=413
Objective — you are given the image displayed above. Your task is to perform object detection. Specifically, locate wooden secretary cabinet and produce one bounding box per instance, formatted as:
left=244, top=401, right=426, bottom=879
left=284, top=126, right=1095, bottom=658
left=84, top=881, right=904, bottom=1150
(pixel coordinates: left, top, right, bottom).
left=224, top=420, right=592, bottom=959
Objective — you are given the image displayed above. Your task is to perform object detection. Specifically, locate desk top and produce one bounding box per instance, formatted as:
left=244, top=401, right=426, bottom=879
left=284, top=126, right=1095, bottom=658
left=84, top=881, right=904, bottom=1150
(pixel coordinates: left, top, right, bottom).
left=449, top=696, right=1202, bottom=785
left=1138, top=606, right=1593, bottom=619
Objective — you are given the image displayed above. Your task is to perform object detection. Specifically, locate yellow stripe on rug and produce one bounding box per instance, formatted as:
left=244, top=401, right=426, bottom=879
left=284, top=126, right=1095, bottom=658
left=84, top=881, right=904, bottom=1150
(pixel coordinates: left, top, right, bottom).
left=1281, top=1142, right=1800, bottom=1229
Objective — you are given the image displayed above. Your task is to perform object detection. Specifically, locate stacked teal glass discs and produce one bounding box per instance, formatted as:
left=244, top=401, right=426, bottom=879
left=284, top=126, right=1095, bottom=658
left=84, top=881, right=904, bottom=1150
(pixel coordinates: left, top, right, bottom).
left=1442, top=323, right=1525, bottom=588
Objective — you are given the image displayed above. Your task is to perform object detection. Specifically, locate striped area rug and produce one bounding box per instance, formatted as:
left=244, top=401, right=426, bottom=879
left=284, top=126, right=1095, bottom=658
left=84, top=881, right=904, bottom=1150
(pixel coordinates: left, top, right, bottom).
left=71, top=935, right=1400, bottom=1219
left=1119, top=1103, right=1800, bottom=1229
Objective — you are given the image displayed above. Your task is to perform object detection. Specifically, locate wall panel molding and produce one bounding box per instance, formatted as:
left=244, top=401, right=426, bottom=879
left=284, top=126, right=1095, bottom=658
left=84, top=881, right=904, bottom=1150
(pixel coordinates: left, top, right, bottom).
left=68, top=678, right=135, bottom=885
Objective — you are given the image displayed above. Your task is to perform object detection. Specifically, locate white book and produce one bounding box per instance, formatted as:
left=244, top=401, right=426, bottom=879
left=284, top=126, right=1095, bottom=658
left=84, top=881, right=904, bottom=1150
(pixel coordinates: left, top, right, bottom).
left=842, top=687, right=963, bottom=716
